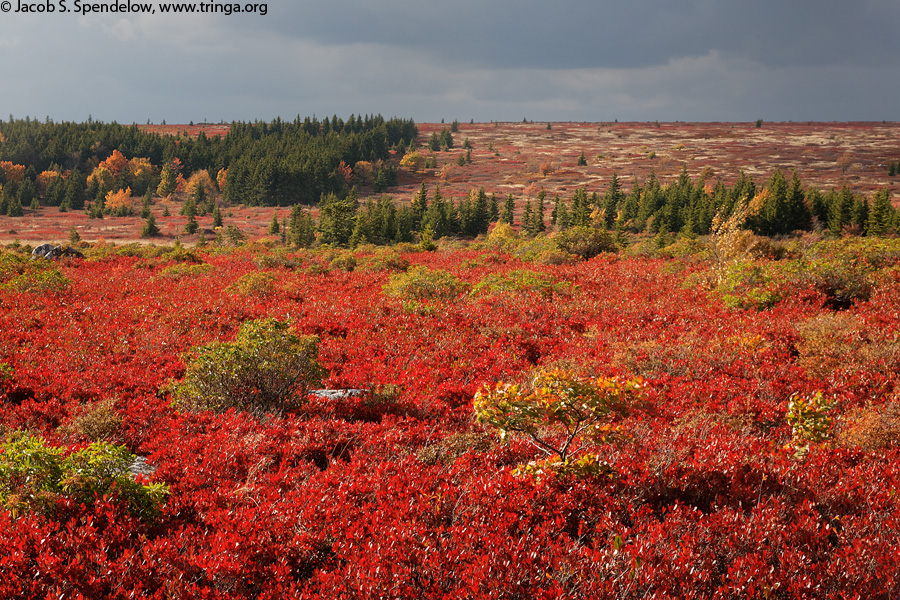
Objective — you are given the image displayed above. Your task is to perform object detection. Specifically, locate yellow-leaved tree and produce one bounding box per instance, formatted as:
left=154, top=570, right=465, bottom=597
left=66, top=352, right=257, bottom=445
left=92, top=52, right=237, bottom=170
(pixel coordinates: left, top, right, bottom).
left=474, top=369, right=643, bottom=479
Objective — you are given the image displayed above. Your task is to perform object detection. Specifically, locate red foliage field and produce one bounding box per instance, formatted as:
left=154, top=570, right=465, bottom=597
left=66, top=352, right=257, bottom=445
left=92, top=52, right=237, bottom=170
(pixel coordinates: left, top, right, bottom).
left=2, top=235, right=900, bottom=597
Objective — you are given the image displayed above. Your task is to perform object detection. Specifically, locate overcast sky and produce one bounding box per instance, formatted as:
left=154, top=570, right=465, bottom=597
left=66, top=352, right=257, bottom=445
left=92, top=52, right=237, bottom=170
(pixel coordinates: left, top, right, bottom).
left=2, top=0, right=898, bottom=124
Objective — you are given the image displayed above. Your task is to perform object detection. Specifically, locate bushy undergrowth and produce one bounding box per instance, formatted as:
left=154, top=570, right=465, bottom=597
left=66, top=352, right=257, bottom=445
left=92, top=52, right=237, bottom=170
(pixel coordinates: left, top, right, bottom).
left=0, top=432, right=168, bottom=520
left=0, top=236, right=899, bottom=598
left=383, top=264, right=468, bottom=301
left=172, top=318, right=326, bottom=417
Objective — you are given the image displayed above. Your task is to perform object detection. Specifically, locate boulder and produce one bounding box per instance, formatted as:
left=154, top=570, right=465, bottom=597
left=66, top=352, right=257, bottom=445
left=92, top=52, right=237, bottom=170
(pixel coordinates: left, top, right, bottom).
left=31, top=244, right=85, bottom=261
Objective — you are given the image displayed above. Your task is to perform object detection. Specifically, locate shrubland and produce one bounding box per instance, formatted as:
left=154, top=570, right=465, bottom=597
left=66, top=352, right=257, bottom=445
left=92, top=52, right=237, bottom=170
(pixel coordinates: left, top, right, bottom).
left=1, top=214, right=900, bottom=597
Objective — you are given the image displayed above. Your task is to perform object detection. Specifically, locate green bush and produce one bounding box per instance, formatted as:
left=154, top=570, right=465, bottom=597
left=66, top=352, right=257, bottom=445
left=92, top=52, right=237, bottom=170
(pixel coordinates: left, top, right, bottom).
left=358, top=249, right=411, bottom=272
left=0, top=432, right=168, bottom=520
left=329, top=252, right=357, bottom=272
left=0, top=257, right=70, bottom=294
left=383, top=265, right=468, bottom=301
left=226, top=271, right=277, bottom=297
left=716, top=260, right=782, bottom=310
left=554, top=226, right=618, bottom=259
left=172, top=318, right=326, bottom=417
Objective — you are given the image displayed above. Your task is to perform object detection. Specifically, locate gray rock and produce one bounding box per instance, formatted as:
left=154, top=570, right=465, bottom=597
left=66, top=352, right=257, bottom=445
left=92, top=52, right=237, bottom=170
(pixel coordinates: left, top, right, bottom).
left=128, top=455, right=157, bottom=478
left=31, top=244, right=84, bottom=261
left=310, top=389, right=368, bottom=400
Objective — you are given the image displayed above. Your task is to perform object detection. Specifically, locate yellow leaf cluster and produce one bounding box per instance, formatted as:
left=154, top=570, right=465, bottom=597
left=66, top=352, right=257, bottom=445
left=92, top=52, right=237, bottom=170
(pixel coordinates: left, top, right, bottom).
left=105, top=187, right=134, bottom=212
left=0, top=161, right=26, bottom=183
left=126, top=157, right=155, bottom=180
left=185, top=170, right=217, bottom=198
left=36, top=170, right=63, bottom=195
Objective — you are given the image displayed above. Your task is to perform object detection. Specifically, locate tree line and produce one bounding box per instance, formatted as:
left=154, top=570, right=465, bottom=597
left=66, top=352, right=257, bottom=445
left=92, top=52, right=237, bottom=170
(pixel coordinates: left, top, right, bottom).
left=0, top=115, right=416, bottom=209
left=279, top=168, right=897, bottom=250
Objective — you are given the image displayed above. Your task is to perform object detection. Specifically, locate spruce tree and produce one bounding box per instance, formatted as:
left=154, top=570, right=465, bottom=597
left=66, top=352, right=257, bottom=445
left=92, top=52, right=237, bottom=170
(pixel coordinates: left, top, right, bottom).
left=318, top=189, right=359, bottom=246
left=867, top=188, right=895, bottom=236
left=18, top=178, right=36, bottom=210
left=268, top=211, right=280, bottom=235
left=522, top=200, right=534, bottom=235
left=555, top=199, right=571, bottom=230
left=6, top=195, right=24, bottom=217
left=535, top=189, right=547, bottom=233
left=411, top=183, right=428, bottom=227
left=488, top=193, right=499, bottom=223
left=500, top=193, right=515, bottom=225
left=601, top=174, right=622, bottom=229
left=141, top=214, right=160, bottom=238
left=140, top=191, right=152, bottom=218
left=65, top=170, right=86, bottom=211
left=570, top=188, right=592, bottom=228
left=184, top=213, right=199, bottom=235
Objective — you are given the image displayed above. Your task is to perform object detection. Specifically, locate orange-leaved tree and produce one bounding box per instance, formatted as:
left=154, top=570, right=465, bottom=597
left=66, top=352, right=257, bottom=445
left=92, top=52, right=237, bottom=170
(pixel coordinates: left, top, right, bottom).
left=474, top=369, right=643, bottom=478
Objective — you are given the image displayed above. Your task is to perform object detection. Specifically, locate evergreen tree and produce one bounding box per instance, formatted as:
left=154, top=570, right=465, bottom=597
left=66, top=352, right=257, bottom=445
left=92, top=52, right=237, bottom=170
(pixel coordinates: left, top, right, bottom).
left=192, top=181, right=208, bottom=215
left=488, top=193, right=500, bottom=223
left=827, top=187, right=855, bottom=236
left=852, top=195, right=869, bottom=232
left=317, top=189, right=358, bottom=246
left=522, top=200, right=534, bottom=235
left=428, top=131, right=441, bottom=152
left=393, top=205, right=416, bottom=243
left=570, top=187, right=592, bottom=228
left=422, top=186, right=453, bottom=238
left=140, top=191, right=152, bottom=219
left=45, top=177, right=65, bottom=207
left=867, top=188, right=895, bottom=236
left=756, top=169, right=789, bottom=235
left=6, top=194, right=24, bottom=217
left=65, top=170, right=86, bottom=211
left=439, top=129, right=454, bottom=150
left=268, top=211, right=280, bottom=235
left=535, top=189, right=547, bottom=233
left=601, top=173, right=623, bottom=229
left=0, top=185, right=11, bottom=215
left=500, top=193, right=515, bottom=225
left=184, top=213, right=199, bottom=235
left=18, top=178, right=36, bottom=210
left=617, top=183, right=641, bottom=231
left=807, top=187, right=827, bottom=226
left=577, top=151, right=587, bottom=166
left=212, top=205, right=223, bottom=228
left=785, top=171, right=811, bottom=232
left=288, top=205, right=316, bottom=247
left=141, top=214, right=160, bottom=238
left=472, top=187, right=490, bottom=235
left=180, top=195, right=196, bottom=218
left=411, top=183, right=428, bottom=226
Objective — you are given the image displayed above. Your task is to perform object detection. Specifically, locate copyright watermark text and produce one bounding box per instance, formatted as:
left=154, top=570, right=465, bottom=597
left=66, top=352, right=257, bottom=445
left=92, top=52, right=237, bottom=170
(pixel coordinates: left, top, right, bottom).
left=1, top=1, right=267, bottom=16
